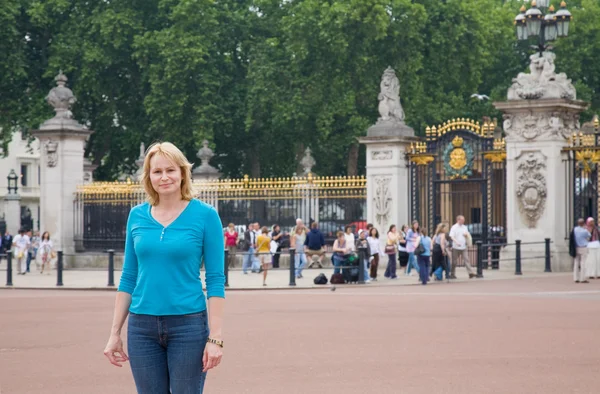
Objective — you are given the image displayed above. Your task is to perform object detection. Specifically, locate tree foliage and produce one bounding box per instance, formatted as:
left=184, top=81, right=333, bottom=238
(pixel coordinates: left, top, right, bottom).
left=1, top=0, right=599, bottom=179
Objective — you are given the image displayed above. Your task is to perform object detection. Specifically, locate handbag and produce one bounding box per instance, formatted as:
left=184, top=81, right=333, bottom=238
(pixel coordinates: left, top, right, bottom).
left=384, top=244, right=395, bottom=255
left=330, top=273, right=345, bottom=284
left=414, top=237, right=426, bottom=256
left=314, top=273, right=328, bottom=285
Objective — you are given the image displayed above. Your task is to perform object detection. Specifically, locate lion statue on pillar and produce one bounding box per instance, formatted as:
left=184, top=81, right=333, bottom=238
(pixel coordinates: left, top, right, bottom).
left=377, top=67, right=405, bottom=124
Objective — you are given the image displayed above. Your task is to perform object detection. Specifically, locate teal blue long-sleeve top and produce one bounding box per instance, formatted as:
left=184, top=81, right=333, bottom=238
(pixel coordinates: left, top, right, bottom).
left=118, top=199, right=225, bottom=316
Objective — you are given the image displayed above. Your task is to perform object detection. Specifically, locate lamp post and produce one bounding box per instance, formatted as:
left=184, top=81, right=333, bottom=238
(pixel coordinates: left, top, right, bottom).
left=7, top=169, right=18, bottom=195
left=514, top=0, right=571, bottom=54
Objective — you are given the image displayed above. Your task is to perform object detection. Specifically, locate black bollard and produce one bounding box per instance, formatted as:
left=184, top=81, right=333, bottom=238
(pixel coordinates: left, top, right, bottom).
left=107, top=249, right=115, bottom=287
left=289, top=248, right=296, bottom=286
left=515, top=240, right=522, bottom=276
left=358, top=247, right=366, bottom=284
left=476, top=241, right=484, bottom=278
left=6, top=251, right=13, bottom=286
left=224, top=249, right=229, bottom=288
left=56, top=250, right=64, bottom=286
left=544, top=238, right=552, bottom=273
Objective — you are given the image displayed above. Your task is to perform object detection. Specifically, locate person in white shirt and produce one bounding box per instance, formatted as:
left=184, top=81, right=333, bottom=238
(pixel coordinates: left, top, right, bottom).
left=344, top=226, right=356, bottom=252
left=448, top=215, right=476, bottom=279
left=367, top=228, right=381, bottom=281
left=12, top=228, right=31, bottom=275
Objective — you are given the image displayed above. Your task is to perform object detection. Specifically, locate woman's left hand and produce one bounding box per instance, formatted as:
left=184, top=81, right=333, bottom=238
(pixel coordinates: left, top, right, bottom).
left=202, top=342, right=223, bottom=372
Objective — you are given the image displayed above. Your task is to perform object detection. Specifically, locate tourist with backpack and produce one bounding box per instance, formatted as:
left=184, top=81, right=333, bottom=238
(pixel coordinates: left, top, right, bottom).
left=415, top=228, right=432, bottom=285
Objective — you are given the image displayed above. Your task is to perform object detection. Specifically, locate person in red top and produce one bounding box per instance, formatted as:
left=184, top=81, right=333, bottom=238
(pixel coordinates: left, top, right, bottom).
left=224, top=223, right=239, bottom=268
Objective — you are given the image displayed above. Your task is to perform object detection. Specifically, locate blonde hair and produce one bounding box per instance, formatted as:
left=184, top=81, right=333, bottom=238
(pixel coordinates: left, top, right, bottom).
left=434, top=223, right=447, bottom=236
left=142, top=142, right=194, bottom=205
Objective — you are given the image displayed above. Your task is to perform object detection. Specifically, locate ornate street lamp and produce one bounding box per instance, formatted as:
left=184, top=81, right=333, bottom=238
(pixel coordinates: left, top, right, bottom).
left=7, top=169, right=18, bottom=194
left=544, top=6, right=558, bottom=42
left=514, top=0, right=571, bottom=54
left=555, top=1, right=572, bottom=37
left=515, top=6, right=528, bottom=40
left=525, top=2, right=543, bottom=37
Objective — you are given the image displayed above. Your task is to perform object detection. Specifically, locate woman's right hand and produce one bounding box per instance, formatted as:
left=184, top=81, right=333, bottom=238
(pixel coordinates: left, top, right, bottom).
left=103, top=333, right=129, bottom=367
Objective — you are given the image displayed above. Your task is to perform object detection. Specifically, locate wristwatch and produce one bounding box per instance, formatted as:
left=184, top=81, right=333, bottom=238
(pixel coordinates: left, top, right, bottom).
left=207, top=337, right=224, bottom=348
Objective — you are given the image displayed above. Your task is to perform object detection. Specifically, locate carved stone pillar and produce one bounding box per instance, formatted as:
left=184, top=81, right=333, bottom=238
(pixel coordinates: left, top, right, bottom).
left=31, top=72, right=93, bottom=255
left=359, top=139, right=418, bottom=257
left=360, top=67, right=417, bottom=261
left=496, top=87, right=588, bottom=271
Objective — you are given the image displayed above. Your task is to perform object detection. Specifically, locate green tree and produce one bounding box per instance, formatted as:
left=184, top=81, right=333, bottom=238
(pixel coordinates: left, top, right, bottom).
left=2, top=0, right=599, bottom=180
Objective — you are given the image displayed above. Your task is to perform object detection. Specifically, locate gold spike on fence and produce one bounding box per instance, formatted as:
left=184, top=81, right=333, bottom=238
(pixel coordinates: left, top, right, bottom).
left=428, top=118, right=484, bottom=137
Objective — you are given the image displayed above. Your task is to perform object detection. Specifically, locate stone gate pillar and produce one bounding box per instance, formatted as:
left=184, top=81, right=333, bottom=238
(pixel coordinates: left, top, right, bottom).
left=359, top=67, right=417, bottom=255
left=31, top=72, right=93, bottom=255
left=494, top=52, right=588, bottom=272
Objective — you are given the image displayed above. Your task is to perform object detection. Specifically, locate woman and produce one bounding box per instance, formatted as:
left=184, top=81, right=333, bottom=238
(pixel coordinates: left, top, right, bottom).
left=405, top=221, right=421, bottom=276
left=256, top=227, right=271, bottom=286
left=416, top=228, right=432, bottom=285
left=586, top=217, right=600, bottom=279
left=355, top=229, right=371, bottom=283
left=224, top=223, right=238, bottom=268
left=332, top=231, right=352, bottom=275
left=367, top=228, right=380, bottom=281
left=384, top=225, right=399, bottom=279
left=270, top=224, right=283, bottom=269
left=39, top=231, right=53, bottom=274
left=431, top=223, right=449, bottom=281
left=398, top=225, right=409, bottom=271
left=103, top=142, right=225, bottom=393
left=344, top=225, right=356, bottom=252
left=291, top=225, right=307, bottom=279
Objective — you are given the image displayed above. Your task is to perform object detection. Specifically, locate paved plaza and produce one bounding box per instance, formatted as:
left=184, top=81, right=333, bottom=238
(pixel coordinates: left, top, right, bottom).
left=0, top=264, right=559, bottom=290
left=1, top=274, right=600, bottom=393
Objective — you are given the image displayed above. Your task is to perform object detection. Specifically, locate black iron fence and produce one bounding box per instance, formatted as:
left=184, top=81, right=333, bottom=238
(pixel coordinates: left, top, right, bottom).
left=74, top=175, right=366, bottom=252
left=563, top=131, right=600, bottom=239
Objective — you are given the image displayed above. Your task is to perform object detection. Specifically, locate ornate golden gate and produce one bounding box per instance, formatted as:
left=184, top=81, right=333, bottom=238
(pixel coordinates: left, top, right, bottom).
left=407, top=118, right=507, bottom=253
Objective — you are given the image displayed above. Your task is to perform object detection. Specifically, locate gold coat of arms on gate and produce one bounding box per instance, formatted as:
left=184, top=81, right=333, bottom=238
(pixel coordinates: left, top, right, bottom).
left=443, top=136, right=474, bottom=179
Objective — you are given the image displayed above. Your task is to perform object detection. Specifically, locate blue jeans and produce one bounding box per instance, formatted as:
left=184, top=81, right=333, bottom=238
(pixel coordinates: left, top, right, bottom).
left=242, top=247, right=259, bottom=273
left=433, top=256, right=451, bottom=280
left=26, top=252, right=32, bottom=272
left=295, top=252, right=307, bottom=277
left=417, top=255, right=431, bottom=285
left=384, top=253, right=397, bottom=278
left=405, top=252, right=420, bottom=274
left=333, top=255, right=345, bottom=274
left=128, top=311, right=209, bottom=393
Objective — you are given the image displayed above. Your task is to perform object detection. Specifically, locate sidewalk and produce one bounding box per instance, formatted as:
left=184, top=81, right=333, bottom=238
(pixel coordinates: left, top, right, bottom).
left=0, top=265, right=566, bottom=291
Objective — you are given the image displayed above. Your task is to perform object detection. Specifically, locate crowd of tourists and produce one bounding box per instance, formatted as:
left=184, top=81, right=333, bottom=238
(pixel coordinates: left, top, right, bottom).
left=569, top=217, right=600, bottom=283
left=0, top=228, right=56, bottom=275
left=223, top=215, right=478, bottom=286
